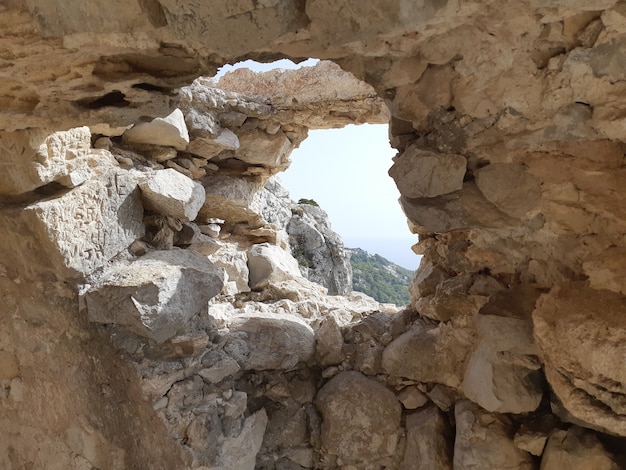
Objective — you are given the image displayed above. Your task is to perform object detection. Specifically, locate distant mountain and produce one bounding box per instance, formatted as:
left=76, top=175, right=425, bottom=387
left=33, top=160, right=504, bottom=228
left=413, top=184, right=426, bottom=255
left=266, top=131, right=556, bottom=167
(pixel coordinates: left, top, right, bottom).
left=348, top=248, right=414, bottom=306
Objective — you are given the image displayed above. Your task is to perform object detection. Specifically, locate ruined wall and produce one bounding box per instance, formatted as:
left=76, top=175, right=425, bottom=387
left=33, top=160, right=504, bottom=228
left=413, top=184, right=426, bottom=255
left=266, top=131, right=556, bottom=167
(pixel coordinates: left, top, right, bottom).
left=1, top=1, right=626, bottom=469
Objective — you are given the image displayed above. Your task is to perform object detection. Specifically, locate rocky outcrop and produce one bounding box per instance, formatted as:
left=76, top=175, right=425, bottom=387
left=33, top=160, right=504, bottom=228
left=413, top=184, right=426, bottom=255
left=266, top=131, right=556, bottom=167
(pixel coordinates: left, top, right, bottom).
left=2, top=2, right=626, bottom=469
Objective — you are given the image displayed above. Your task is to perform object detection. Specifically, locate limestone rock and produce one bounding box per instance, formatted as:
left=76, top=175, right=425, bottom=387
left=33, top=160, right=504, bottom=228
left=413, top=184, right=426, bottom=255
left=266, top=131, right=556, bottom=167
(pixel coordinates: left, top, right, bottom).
left=533, top=284, right=626, bottom=436
left=0, top=127, right=91, bottom=195
left=198, top=175, right=264, bottom=226
left=233, top=128, right=294, bottom=170
left=84, top=248, right=224, bottom=343
left=209, top=242, right=251, bottom=295
left=474, top=163, right=541, bottom=219
left=389, top=146, right=467, bottom=198
left=198, top=352, right=241, bottom=384
left=400, top=405, right=453, bottom=470
left=583, top=246, right=626, bottom=296
left=315, top=314, right=344, bottom=366
left=225, top=313, right=315, bottom=370
left=454, top=400, right=535, bottom=470
left=186, top=127, right=240, bottom=159
left=139, top=169, right=205, bottom=221
left=382, top=318, right=472, bottom=388
left=397, top=386, right=429, bottom=410
left=247, top=243, right=302, bottom=290
left=541, top=427, right=620, bottom=470
left=315, top=371, right=401, bottom=466
left=214, top=410, right=268, bottom=470
left=287, top=203, right=353, bottom=295
left=462, top=313, right=543, bottom=414
left=123, top=109, right=190, bottom=151
left=0, top=167, right=144, bottom=279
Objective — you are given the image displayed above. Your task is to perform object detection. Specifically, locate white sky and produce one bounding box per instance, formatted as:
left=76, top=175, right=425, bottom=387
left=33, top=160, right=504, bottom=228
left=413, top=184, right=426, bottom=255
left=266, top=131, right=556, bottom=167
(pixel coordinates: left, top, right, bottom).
left=215, top=59, right=422, bottom=270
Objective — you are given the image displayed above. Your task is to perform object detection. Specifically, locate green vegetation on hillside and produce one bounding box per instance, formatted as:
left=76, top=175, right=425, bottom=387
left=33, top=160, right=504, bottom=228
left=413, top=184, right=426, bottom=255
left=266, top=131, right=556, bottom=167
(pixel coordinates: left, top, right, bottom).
left=349, top=248, right=413, bottom=306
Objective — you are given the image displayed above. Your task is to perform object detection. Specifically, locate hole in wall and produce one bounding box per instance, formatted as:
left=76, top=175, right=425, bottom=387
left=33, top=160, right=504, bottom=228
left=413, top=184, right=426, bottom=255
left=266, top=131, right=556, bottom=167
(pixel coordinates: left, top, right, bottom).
left=213, top=59, right=422, bottom=303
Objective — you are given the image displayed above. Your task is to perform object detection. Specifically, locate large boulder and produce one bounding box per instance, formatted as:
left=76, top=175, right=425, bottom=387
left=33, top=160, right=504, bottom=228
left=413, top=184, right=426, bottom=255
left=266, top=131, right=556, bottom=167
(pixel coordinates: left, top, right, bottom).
left=462, top=311, right=543, bottom=414
left=0, top=166, right=144, bottom=279
left=533, top=283, right=626, bottom=437
left=84, top=248, right=224, bottom=343
left=224, top=313, right=315, bottom=370
left=454, top=400, right=534, bottom=469
left=315, top=371, right=401, bottom=467
left=382, top=318, right=473, bottom=388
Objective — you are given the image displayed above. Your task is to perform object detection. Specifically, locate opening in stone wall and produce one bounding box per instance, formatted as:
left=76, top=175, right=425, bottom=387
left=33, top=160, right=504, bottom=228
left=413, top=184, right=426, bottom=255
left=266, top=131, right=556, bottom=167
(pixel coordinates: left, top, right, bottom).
left=214, top=58, right=421, bottom=305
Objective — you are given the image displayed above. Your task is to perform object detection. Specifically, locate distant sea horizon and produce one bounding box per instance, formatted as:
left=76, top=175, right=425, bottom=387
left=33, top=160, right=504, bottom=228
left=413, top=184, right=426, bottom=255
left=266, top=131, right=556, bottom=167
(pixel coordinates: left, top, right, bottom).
left=344, top=236, right=422, bottom=271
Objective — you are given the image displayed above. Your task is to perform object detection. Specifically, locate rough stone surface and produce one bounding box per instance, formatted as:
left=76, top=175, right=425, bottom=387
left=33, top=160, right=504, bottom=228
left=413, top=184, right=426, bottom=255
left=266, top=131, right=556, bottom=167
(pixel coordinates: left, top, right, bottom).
left=401, top=405, right=453, bottom=470
left=462, top=313, right=543, bottom=414
left=382, top=318, right=473, bottom=388
left=315, top=371, right=401, bottom=467
left=84, top=249, right=224, bottom=342
left=0, top=166, right=144, bottom=279
left=0, top=127, right=92, bottom=195
left=389, top=146, right=467, bottom=198
left=533, top=283, right=626, bottom=437
left=225, top=313, right=315, bottom=370
left=541, top=427, right=620, bottom=470
left=247, top=243, right=302, bottom=290
left=123, top=109, right=190, bottom=151
left=139, top=169, right=205, bottom=221
left=454, top=400, right=535, bottom=470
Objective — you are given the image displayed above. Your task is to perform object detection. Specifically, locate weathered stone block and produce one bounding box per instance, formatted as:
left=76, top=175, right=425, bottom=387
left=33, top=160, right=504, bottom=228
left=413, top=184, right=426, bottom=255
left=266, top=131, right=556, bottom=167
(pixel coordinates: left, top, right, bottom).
left=247, top=243, right=302, bottom=290
left=123, top=109, right=189, bottom=151
left=454, top=400, right=534, bottom=469
left=401, top=405, right=453, bottom=470
left=533, top=283, right=626, bottom=437
left=382, top=319, right=472, bottom=388
left=0, top=127, right=91, bottom=195
left=84, top=248, right=224, bottom=343
left=389, top=146, right=466, bottom=198
left=225, top=313, right=315, bottom=370
left=315, top=371, right=401, bottom=466
left=0, top=167, right=144, bottom=279
left=139, top=168, right=205, bottom=221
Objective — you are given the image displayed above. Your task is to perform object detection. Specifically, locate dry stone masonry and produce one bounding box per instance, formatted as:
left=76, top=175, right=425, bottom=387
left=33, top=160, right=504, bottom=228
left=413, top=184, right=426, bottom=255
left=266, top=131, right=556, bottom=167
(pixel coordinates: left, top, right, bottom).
left=1, top=1, right=626, bottom=469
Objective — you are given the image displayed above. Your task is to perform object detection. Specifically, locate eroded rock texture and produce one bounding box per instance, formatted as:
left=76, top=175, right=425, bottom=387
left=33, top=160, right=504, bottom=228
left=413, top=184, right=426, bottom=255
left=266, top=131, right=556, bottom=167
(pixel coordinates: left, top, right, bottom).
left=2, top=1, right=626, bottom=469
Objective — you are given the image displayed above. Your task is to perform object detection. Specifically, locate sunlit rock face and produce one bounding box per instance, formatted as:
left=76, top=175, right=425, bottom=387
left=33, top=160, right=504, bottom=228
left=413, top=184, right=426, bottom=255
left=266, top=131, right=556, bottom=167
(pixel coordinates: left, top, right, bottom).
left=2, top=1, right=626, bottom=469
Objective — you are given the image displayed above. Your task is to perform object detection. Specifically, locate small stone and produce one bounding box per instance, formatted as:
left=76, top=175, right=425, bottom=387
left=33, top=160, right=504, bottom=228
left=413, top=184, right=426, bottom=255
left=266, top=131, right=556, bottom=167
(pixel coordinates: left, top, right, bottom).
left=198, top=356, right=241, bottom=384
left=56, top=166, right=92, bottom=188
left=198, top=223, right=221, bottom=238
left=401, top=405, right=453, bottom=470
left=224, top=391, right=247, bottom=418
left=397, top=386, right=429, bottom=410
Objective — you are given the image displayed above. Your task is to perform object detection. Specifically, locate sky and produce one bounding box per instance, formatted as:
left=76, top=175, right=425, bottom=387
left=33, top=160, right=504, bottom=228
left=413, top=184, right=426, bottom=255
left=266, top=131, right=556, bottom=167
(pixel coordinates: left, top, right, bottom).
left=215, top=59, right=423, bottom=270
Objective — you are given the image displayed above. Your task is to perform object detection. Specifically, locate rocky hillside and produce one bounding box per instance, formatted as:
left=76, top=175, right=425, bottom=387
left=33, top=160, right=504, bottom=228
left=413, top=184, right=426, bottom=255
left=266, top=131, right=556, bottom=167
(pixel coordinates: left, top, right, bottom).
left=349, top=248, right=413, bottom=305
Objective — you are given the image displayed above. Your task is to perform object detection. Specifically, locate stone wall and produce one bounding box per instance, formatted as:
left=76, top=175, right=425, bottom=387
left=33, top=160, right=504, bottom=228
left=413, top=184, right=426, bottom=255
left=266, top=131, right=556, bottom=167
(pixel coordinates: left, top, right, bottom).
left=1, top=1, right=626, bottom=469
